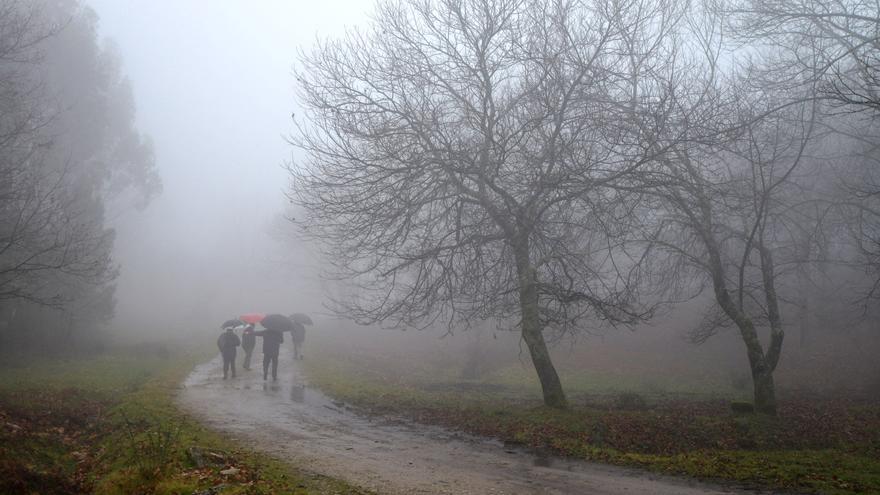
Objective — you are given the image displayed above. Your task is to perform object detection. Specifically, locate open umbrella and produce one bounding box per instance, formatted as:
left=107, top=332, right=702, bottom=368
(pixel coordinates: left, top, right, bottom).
left=239, top=313, right=265, bottom=324
left=261, top=313, right=295, bottom=332
left=288, top=313, right=314, bottom=325
left=221, top=319, right=243, bottom=329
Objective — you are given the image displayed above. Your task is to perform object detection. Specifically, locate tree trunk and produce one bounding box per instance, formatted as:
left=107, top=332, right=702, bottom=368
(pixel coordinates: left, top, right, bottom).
left=756, top=245, right=782, bottom=414
left=738, top=320, right=778, bottom=414
left=515, top=243, right=568, bottom=409
left=729, top=307, right=779, bottom=415
left=709, top=249, right=779, bottom=415
left=751, top=363, right=777, bottom=415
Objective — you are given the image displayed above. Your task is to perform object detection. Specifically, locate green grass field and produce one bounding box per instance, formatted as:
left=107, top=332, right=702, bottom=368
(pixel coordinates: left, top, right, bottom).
left=302, top=342, right=880, bottom=495
left=0, top=348, right=372, bottom=495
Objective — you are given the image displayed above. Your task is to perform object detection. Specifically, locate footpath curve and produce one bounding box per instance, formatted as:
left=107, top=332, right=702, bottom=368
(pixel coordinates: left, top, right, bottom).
left=178, top=351, right=771, bottom=495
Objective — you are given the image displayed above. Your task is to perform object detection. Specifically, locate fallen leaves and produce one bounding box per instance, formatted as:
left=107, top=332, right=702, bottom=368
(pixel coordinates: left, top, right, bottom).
left=307, top=354, right=880, bottom=495
left=0, top=390, right=108, bottom=494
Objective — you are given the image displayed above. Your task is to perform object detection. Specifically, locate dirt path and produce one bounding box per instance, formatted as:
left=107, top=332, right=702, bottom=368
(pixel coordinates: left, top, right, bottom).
left=178, top=352, right=774, bottom=495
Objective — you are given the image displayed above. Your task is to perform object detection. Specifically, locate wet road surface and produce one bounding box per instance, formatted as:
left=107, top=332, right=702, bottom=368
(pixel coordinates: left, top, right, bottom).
left=178, top=351, right=773, bottom=494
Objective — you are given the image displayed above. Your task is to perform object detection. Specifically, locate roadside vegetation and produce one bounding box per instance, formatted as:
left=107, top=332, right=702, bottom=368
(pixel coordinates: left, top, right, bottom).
left=0, top=346, right=372, bottom=495
left=303, top=342, right=880, bottom=495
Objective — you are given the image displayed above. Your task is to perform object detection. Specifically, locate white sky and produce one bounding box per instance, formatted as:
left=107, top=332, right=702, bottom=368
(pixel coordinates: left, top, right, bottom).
left=87, top=0, right=374, bottom=334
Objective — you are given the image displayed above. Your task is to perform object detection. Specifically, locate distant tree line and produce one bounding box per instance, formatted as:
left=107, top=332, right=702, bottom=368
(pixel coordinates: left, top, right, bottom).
left=290, top=0, right=880, bottom=414
left=0, top=0, right=159, bottom=354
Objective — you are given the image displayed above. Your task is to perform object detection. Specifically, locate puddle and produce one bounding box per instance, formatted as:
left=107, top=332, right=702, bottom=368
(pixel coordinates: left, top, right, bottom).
left=179, top=352, right=764, bottom=495
left=290, top=384, right=305, bottom=403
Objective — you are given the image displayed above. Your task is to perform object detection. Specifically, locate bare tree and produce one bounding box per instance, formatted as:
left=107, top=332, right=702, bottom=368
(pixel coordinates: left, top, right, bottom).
left=830, top=138, right=880, bottom=302
left=630, top=53, right=822, bottom=413
left=0, top=0, right=158, bottom=351
left=0, top=161, right=117, bottom=305
left=0, top=0, right=113, bottom=307
left=291, top=0, right=686, bottom=408
left=720, top=0, right=880, bottom=306
left=724, top=0, right=880, bottom=112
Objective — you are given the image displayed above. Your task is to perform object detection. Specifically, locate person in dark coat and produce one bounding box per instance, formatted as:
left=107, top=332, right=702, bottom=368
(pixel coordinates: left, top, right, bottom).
left=217, top=326, right=241, bottom=379
left=241, top=324, right=256, bottom=370
left=291, top=321, right=306, bottom=360
left=255, top=328, right=283, bottom=381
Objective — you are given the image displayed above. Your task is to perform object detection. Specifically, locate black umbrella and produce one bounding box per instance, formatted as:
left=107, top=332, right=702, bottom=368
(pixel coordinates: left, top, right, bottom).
left=289, top=313, right=314, bottom=325
left=260, top=313, right=295, bottom=332
left=221, top=319, right=243, bottom=329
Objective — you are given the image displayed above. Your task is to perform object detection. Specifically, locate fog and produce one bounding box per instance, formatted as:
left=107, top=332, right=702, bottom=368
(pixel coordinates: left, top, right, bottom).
left=3, top=2, right=880, bottom=492
left=60, top=0, right=880, bottom=395
left=90, top=0, right=372, bottom=338
left=1, top=0, right=878, bottom=404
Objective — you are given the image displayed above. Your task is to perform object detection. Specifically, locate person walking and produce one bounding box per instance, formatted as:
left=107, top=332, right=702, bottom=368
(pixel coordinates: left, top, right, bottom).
left=255, top=327, right=283, bottom=381
left=241, top=324, right=256, bottom=370
left=216, top=326, right=241, bottom=379
left=291, top=321, right=306, bottom=360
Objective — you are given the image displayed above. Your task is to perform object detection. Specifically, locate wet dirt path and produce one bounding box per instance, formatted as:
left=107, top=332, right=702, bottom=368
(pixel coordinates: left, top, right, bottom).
left=178, top=352, right=771, bottom=494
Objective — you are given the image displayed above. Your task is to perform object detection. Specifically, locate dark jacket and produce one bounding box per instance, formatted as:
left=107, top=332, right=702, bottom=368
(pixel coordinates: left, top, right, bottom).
left=291, top=322, right=306, bottom=343
left=255, top=328, right=283, bottom=356
left=217, top=331, right=241, bottom=357
left=242, top=328, right=256, bottom=350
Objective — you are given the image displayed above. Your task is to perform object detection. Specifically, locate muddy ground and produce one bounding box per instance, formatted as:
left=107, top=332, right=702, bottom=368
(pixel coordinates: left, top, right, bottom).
left=178, top=351, right=778, bottom=495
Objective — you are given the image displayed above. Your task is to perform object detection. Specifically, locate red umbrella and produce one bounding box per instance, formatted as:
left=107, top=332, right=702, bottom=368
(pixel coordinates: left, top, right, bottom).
left=239, top=313, right=265, bottom=324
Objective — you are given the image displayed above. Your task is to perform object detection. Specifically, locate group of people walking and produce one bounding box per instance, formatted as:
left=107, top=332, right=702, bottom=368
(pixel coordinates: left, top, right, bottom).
left=216, top=317, right=306, bottom=381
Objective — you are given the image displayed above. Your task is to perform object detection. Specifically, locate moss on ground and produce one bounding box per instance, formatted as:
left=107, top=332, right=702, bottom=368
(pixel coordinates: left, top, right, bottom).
left=0, top=349, right=373, bottom=495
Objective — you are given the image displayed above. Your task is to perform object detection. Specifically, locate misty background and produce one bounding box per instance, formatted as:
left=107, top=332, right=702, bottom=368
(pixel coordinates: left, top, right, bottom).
left=92, top=0, right=373, bottom=337
left=0, top=0, right=877, bottom=400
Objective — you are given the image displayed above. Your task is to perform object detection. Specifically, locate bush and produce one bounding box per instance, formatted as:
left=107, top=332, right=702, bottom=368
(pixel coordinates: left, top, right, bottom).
left=118, top=411, right=182, bottom=480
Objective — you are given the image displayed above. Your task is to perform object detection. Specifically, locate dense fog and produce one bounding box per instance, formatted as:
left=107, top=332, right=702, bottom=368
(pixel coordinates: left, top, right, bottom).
left=1, top=0, right=878, bottom=405
left=92, top=0, right=373, bottom=340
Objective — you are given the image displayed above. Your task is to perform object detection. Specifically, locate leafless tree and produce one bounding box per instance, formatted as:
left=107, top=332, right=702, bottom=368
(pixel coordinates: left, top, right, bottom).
left=629, top=46, right=823, bottom=413
left=290, top=0, right=688, bottom=408
left=0, top=1, right=113, bottom=307
left=717, top=1, right=880, bottom=305
left=828, top=139, right=880, bottom=302
left=723, top=0, right=880, bottom=112
left=1, top=0, right=157, bottom=353
left=0, top=161, right=117, bottom=305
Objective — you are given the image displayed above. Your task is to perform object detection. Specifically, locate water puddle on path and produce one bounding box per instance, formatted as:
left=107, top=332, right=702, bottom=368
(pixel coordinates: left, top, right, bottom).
left=179, top=351, right=773, bottom=494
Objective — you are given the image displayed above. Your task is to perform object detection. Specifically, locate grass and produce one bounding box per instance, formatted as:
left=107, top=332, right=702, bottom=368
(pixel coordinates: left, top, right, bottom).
left=302, top=343, right=880, bottom=495
left=0, top=347, right=373, bottom=495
